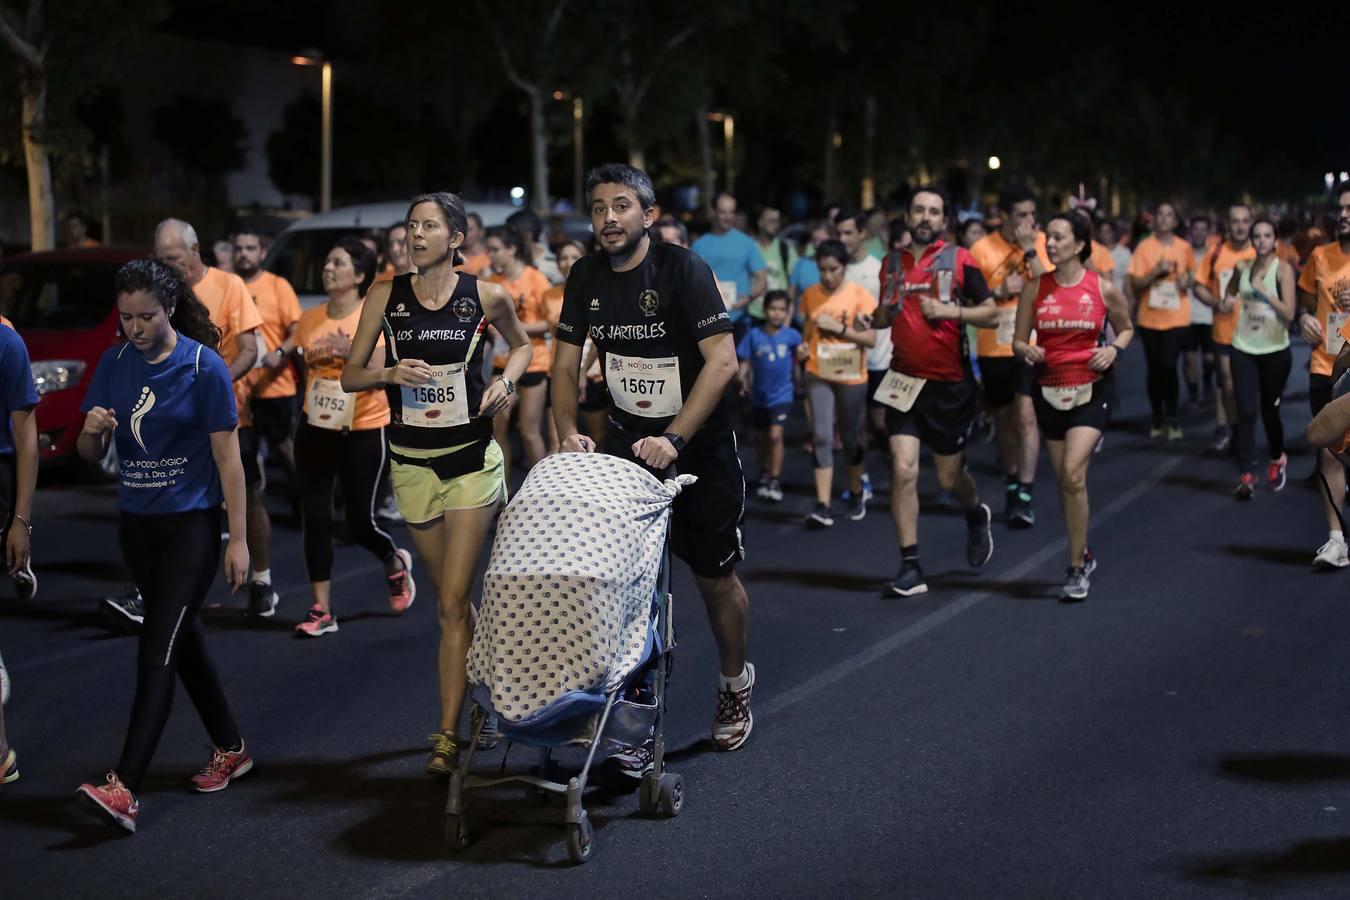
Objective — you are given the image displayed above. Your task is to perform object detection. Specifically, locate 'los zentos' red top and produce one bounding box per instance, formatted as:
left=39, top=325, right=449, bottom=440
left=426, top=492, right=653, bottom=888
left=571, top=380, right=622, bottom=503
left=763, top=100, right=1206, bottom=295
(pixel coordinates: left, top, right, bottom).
left=1032, top=269, right=1107, bottom=388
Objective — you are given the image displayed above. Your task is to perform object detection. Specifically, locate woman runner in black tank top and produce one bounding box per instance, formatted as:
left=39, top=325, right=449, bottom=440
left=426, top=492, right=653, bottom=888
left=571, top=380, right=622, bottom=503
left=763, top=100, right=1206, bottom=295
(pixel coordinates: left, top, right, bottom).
left=343, top=192, right=531, bottom=775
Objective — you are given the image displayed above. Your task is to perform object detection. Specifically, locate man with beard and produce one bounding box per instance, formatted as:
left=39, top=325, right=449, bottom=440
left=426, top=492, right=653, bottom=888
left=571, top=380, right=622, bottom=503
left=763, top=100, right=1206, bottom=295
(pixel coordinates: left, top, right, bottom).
left=552, top=163, right=755, bottom=765
left=871, top=188, right=998, bottom=596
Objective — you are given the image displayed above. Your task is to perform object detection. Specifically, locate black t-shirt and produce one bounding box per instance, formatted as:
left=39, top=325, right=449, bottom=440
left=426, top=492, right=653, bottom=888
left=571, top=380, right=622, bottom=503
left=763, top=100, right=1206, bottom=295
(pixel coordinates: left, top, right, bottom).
left=558, top=240, right=734, bottom=441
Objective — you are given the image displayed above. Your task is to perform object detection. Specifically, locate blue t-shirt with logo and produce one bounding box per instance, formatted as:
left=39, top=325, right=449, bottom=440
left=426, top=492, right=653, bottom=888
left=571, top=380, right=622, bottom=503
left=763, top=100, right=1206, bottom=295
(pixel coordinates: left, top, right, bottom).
left=691, top=228, right=765, bottom=323
left=82, top=335, right=238, bottom=515
left=736, top=325, right=800, bottom=408
left=0, top=326, right=38, bottom=455
left=790, top=257, right=820, bottom=295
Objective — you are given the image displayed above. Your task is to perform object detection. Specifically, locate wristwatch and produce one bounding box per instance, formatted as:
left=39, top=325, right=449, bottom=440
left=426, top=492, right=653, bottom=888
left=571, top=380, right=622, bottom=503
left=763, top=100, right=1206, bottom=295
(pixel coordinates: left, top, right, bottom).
left=497, top=375, right=516, bottom=395
left=1023, top=247, right=1038, bottom=262
left=663, top=432, right=686, bottom=453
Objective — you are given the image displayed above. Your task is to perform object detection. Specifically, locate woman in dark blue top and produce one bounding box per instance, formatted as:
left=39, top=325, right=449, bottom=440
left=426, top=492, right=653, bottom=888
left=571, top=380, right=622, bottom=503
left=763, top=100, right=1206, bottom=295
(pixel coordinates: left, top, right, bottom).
left=73, top=259, right=252, bottom=834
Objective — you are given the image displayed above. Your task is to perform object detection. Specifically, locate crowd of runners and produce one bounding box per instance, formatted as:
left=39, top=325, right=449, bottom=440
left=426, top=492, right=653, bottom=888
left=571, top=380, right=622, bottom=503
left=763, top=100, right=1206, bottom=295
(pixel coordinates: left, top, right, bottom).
left=1, top=163, right=1349, bottom=836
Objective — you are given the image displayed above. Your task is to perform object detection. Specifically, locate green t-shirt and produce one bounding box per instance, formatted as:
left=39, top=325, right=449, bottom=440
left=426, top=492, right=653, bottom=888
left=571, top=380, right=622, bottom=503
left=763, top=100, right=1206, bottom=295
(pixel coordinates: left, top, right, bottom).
left=751, top=237, right=798, bottom=319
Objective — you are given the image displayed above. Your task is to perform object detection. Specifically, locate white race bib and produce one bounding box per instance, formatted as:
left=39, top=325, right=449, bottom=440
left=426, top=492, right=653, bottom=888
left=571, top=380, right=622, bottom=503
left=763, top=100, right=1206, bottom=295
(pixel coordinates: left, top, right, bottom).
left=305, top=378, right=356, bottom=431
left=1239, top=300, right=1283, bottom=343
left=1148, top=280, right=1180, bottom=310
left=995, top=305, right=1018, bottom=346
left=873, top=370, right=926, bottom=412
left=605, top=353, right=683, bottom=418
left=400, top=365, right=470, bottom=428
left=1327, top=311, right=1349, bottom=356
left=816, top=341, right=864, bottom=383
left=717, top=280, right=738, bottom=310
left=1040, top=383, right=1094, bottom=410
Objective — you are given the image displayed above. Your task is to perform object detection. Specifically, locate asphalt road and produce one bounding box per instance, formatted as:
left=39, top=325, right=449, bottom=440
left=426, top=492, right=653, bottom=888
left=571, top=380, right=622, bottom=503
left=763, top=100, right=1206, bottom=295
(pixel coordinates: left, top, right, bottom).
left=4, top=343, right=1350, bottom=898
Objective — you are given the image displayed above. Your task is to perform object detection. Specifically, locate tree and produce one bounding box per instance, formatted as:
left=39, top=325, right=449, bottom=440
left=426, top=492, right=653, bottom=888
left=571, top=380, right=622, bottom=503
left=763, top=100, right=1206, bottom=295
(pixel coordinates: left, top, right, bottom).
left=0, top=0, right=166, bottom=249
left=150, top=92, right=246, bottom=204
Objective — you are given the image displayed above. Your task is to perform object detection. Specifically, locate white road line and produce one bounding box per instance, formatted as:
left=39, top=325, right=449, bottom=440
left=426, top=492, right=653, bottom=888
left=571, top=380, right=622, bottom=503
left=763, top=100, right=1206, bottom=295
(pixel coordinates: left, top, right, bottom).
left=760, top=454, right=1185, bottom=719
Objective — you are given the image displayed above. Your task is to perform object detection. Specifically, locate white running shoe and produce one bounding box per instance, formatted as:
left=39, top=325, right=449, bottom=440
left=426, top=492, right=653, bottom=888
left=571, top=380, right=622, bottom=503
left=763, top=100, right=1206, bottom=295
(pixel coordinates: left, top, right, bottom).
left=1314, top=537, right=1349, bottom=569
left=0, top=649, right=9, bottom=706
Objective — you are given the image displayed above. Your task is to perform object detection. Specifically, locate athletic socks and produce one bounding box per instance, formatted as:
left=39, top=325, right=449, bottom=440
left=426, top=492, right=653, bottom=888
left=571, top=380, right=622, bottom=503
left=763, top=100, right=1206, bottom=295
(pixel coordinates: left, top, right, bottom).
left=720, top=665, right=751, bottom=692
left=901, top=543, right=919, bottom=562
left=252, top=569, right=271, bottom=586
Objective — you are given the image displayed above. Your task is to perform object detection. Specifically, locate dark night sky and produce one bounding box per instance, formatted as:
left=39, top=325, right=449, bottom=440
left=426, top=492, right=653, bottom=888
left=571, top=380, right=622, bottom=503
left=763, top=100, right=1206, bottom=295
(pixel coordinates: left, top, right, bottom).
left=161, top=1, right=1347, bottom=179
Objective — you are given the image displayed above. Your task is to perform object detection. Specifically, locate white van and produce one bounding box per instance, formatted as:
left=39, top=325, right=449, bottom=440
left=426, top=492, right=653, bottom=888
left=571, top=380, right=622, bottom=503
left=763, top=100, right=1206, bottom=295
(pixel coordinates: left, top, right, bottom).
left=263, top=199, right=520, bottom=307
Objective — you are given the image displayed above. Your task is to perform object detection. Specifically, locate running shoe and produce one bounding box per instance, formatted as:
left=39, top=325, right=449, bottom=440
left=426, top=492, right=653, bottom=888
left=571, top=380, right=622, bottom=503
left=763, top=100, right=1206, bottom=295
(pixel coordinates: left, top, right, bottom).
left=805, top=503, right=834, bottom=528
left=1209, top=427, right=1232, bottom=455
left=1, top=748, right=16, bottom=784
left=711, top=663, right=755, bottom=752
left=1235, top=473, right=1256, bottom=501
left=764, top=478, right=784, bottom=503
left=295, top=605, right=338, bottom=637
left=377, top=494, right=404, bottom=524
left=76, top=772, right=139, bottom=833
left=755, top=478, right=771, bottom=501
left=1061, top=566, right=1090, bottom=602
left=1166, top=424, right=1184, bottom=442
left=609, top=741, right=655, bottom=779
left=1149, top=425, right=1166, bottom=439
left=966, top=502, right=994, bottom=567
left=1267, top=453, right=1288, bottom=492
left=13, top=557, right=36, bottom=602
left=847, top=491, right=867, bottom=522
left=1007, top=491, right=1035, bottom=529
left=1083, top=547, right=1098, bottom=578
left=1314, top=537, right=1350, bottom=569
left=840, top=474, right=873, bottom=505
left=887, top=560, right=928, bottom=597
left=0, top=648, right=9, bottom=706
left=247, top=582, right=278, bottom=618
left=191, top=742, right=253, bottom=793
left=426, top=731, right=458, bottom=777
left=387, top=548, right=416, bottom=613
left=102, top=587, right=145, bottom=631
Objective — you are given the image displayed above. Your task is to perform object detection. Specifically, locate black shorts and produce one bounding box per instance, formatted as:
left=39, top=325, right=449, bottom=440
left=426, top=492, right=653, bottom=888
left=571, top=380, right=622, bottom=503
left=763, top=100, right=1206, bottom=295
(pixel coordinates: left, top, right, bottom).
left=238, top=426, right=261, bottom=486
left=1181, top=323, right=1213, bottom=353
left=1311, top=373, right=1333, bottom=417
left=603, top=427, right=745, bottom=578
left=884, top=377, right=977, bottom=457
left=1032, top=374, right=1114, bottom=441
left=866, top=368, right=887, bottom=409
left=750, top=403, right=792, bottom=428
left=250, top=396, right=296, bottom=447
left=979, top=356, right=1034, bottom=408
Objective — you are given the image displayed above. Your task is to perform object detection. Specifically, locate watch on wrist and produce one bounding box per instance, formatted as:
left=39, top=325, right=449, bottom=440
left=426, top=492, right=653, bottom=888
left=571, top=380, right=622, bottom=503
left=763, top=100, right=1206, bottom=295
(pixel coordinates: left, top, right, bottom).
left=663, top=432, right=686, bottom=453
left=1023, top=247, right=1038, bottom=262
left=497, top=375, right=516, bottom=395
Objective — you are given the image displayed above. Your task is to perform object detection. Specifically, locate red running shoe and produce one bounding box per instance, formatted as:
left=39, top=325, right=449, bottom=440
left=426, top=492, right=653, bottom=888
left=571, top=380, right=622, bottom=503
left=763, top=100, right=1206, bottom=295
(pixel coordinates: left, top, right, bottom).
left=191, top=742, right=253, bottom=793
left=1267, top=453, right=1288, bottom=492
left=76, top=772, right=139, bottom=833
left=1236, top=473, right=1257, bottom=501
left=388, top=548, right=416, bottom=613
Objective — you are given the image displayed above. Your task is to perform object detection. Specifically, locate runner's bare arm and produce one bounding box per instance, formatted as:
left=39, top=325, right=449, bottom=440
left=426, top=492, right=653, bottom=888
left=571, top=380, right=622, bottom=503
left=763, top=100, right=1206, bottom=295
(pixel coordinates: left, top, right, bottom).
left=229, top=330, right=258, bottom=381
left=961, top=297, right=1000, bottom=328
left=341, top=280, right=395, bottom=392
left=210, top=428, right=250, bottom=592
left=1296, top=288, right=1323, bottom=345
left=1012, top=278, right=1041, bottom=364
left=750, top=269, right=767, bottom=301
left=550, top=341, right=586, bottom=448
left=1307, top=393, right=1350, bottom=449
left=480, top=281, right=533, bottom=416
left=1273, top=261, right=1298, bottom=324
left=1091, top=281, right=1135, bottom=372
left=665, top=332, right=738, bottom=442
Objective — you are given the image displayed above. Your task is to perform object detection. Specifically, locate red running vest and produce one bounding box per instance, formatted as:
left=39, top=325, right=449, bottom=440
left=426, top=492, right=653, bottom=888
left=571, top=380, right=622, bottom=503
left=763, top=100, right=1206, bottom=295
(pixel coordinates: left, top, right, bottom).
left=1032, top=269, right=1107, bottom=388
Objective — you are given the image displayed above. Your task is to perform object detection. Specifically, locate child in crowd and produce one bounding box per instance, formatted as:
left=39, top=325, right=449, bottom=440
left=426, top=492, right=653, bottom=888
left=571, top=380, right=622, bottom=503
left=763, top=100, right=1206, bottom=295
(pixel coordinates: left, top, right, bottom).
left=737, top=290, right=801, bottom=501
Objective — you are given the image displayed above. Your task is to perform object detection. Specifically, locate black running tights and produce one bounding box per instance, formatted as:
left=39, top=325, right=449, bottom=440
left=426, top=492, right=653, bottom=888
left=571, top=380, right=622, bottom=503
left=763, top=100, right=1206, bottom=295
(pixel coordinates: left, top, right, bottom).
left=117, top=507, right=240, bottom=791
left=1139, top=326, right=1186, bottom=425
left=295, top=423, right=397, bottom=583
left=1231, top=346, right=1292, bottom=475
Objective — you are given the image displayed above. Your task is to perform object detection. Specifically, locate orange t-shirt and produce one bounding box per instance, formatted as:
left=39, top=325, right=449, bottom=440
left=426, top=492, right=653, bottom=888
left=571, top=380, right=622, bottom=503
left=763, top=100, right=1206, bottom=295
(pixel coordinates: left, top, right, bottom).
left=1128, top=235, right=1196, bottom=331
left=457, top=253, right=491, bottom=276
left=488, top=266, right=552, bottom=373
left=294, top=303, right=390, bottom=431
left=1276, top=240, right=1300, bottom=270
left=192, top=267, right=264, bottom=422
left=240, top=271, right=302, bottom=401
left=1298, top=242, right=1350, bottom=376
left=800, top=281, right=877, bottom=385
left=1197, top=241, right=1257, bottom=347
left=969, top=230, right=1053, bottom=358
left=1089, top=241, right=1114, bottom=275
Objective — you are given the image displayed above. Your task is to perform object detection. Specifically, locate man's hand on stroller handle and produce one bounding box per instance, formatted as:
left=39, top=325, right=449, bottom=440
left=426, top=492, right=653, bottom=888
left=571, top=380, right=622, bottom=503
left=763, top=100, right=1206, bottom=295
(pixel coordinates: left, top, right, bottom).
left=561, top=433, right=595, bottom=452
left=633, top=435, right=679, bottom=469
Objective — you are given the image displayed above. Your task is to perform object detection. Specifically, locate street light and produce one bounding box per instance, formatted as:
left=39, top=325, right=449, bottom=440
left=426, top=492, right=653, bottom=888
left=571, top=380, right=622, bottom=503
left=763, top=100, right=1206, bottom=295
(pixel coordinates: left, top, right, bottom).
left=723, top=114, right=735, bottom=195
left=293, top=50, right=332, bottom=213
left=988, top=155, right=1002, bottom=171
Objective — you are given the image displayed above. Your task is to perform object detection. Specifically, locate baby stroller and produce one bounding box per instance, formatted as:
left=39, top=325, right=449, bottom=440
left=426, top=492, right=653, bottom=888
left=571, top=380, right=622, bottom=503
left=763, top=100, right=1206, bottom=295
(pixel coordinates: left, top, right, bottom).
left=447, top=451, right=694, bottom=863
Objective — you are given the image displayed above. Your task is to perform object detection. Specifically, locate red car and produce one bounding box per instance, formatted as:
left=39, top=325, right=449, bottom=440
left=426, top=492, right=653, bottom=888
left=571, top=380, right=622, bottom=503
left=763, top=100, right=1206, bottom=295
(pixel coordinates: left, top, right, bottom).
left=0, top=246, right=145, bottom=472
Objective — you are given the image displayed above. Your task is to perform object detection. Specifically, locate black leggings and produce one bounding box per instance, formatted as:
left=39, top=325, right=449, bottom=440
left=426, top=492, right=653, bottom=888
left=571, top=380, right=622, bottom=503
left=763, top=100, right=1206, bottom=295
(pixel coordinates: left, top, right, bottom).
left=117, top=508, right=240, bottom=792
left=1138, top=327, right=1186, bottom=425
left=1231, top=346, right=1292, bottom=475
left=295, top=423, right=397, bottom=582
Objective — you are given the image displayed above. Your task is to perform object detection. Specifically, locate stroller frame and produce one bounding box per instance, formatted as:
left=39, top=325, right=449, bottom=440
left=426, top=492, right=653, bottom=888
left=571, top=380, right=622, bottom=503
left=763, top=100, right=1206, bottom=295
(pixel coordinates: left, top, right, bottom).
left=445, top=522, right=684, bottom=864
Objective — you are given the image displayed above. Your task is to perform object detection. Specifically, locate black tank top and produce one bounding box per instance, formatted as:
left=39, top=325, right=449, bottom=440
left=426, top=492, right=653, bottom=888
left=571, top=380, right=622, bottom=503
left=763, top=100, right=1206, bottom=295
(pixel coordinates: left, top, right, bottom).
left=381, top=273, right=491, bottom=449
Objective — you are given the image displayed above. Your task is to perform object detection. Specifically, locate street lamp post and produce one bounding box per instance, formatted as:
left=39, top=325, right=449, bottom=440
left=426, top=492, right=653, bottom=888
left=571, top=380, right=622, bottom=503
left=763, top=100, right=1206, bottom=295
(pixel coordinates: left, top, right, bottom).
left=293, top=51, right=333, bottom=212
left=723, top=113, right=736, bottom=196
left=573, top=97, right=584, bottom=213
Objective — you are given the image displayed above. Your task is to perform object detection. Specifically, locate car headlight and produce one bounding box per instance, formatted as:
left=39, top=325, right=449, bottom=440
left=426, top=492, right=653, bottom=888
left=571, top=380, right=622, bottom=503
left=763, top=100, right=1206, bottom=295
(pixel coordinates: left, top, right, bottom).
left=31, top=360, right=87, bottom=395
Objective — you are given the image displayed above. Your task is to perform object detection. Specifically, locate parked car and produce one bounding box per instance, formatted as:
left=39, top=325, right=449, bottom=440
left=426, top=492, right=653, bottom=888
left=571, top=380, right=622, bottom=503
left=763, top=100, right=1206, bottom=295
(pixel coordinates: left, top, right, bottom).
left=264, top=200, right=522, bottom=308
left=0, top=246, right=145, bottom=473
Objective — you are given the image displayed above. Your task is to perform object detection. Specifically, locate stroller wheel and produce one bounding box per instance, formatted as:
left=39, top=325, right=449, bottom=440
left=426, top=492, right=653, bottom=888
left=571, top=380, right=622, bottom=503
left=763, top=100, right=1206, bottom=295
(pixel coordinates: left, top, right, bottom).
left=658, top=773, right=684, bottom=817
left=566, top=813, right=594, bottom=864
left=445, top=813, right=471, bottom=852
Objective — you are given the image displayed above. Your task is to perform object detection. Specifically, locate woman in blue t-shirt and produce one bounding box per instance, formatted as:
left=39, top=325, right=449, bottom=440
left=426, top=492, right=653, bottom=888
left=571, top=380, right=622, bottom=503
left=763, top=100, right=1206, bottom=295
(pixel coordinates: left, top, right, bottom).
left=74, top=259, right=252, bottom=834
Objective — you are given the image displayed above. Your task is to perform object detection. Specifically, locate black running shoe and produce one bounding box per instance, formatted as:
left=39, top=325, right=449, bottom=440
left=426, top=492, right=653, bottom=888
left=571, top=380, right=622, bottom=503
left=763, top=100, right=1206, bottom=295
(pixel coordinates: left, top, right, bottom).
left=847, top=491, right=866, bottom=522
left=805, top=503, right=834, bottom=528
left=102, top=588, right=144, bottom=631
left=887, top=560, right=928, bottom=597
left=1007, top=491, right=1035, bottom=529
left=247, top=582, right=278, bottom=618
left=966, top=502, right=994, bottom=567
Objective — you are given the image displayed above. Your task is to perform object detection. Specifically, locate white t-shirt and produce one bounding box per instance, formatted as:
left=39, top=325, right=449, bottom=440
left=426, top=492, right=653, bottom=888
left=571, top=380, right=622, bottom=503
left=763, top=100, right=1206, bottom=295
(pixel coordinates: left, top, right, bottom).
left=1188, top=244, right=1213, bottom=325
left=845, top=255, right=890, bottom=371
